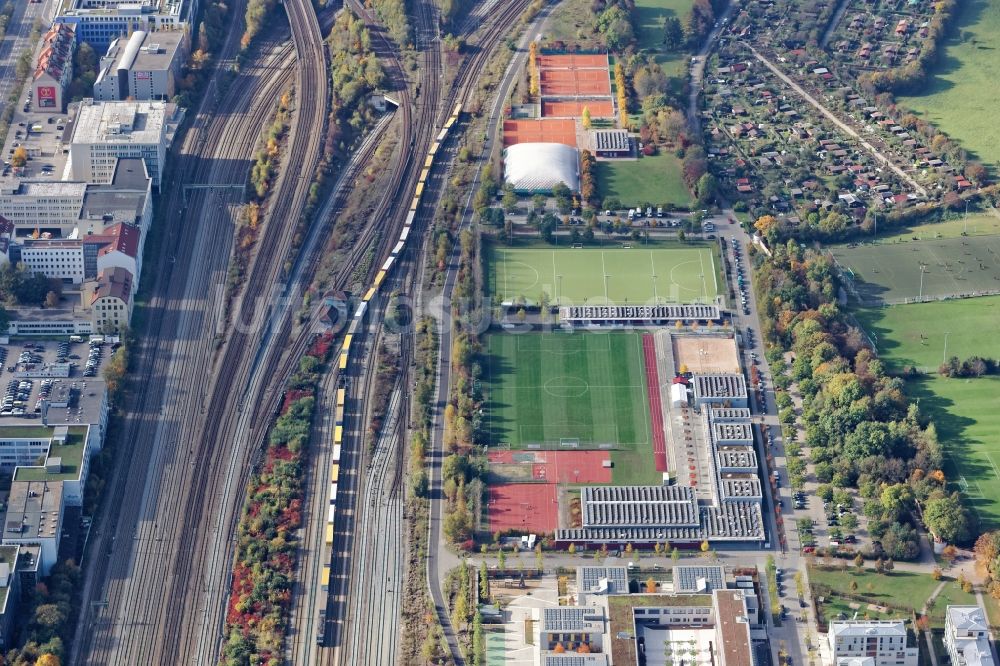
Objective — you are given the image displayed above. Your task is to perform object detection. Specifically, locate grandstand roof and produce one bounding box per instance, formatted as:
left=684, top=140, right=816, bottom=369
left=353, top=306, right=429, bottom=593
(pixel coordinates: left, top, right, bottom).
left=503, top=142, right=580, bottom=193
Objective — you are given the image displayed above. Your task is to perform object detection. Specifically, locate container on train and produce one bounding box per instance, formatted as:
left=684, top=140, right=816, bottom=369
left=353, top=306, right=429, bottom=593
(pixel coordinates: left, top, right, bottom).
left=363, top=287, right=377, bottom=302
left=429, top=141, right=440, bottom=156
left=404, top=210, right=416, bottom=228
left=332, top=444, right=342, bottom=462
left=373, top=270, right=387, bottom=288
left=330, top=464, right=340, bottom=483
left=414, top=182, right=425, bottom=198
left=342, top=333, right=353, bottom=350
left=392, top=241, right=405, bottom=256
left=410, top=196, right=421, bottom=211
left=321, top=566, right=331, bottom=591
left=336, top=388, right=346, bottom=407
left=400, top=226, right=411, bottom=242
left=436, top=128, right=448, bottom=142
left=354, top=301, right=368, bottom=321
left=419, top=167, right=430, bottom=183
left=338, top=352, right=349, bottom=370
left=328, top=505, right=336, bottom=523
left=334, top=425, right=343, bottom=443
left=329, top=483, right=338, bottom=502
left=381, top=256, right=394, bottom=272
left=325, top=523, right=334, bottom=545
left=423, top=154, right=434, bottom=170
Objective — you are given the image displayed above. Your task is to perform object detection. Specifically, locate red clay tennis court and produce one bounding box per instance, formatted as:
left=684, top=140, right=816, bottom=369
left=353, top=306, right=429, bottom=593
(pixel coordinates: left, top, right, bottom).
left=488, top=483, right=559, bottom=534
left=542, top=99, right=615, bottom=118
left=502, top=119, right=577, bottom=147
left=539, top=68, right=612, bottom=97
left=537, top=53, right=609, bottom=69
left=488, top=450, right=613, bottom=484
left=643, top=334, right=668, bottom=472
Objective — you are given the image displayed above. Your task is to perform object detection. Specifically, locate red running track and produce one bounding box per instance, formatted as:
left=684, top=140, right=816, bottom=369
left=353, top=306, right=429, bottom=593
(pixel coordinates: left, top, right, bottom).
left=642, top=334, right=668, bottom=472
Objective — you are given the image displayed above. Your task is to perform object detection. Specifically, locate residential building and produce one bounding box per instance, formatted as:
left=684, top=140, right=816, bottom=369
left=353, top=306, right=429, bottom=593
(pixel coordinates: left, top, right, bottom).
left=828, top=620, right=919, bottom=666
left=87, top=266, right=133, bottom=331
left=68, top=100, right=181, bottom=187
left=32, top=24, right=77, bottom=113
left=17, top=221, right=141, bottom=288
left=0, top=157, right=152, bottom=237
left=0, top=546, right=20, bottom=649
left=94, top=30, right=187, bottom=102
left=2, top=480, right=63, bottom=576
left=54, top=0, right=195, bottom=51
left=945, top=605, right=997, bottom=666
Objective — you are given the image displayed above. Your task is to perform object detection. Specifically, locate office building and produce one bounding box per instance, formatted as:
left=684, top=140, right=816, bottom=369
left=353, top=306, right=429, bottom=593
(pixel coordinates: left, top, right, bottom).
left=68, top=100, right=181, bottom=187
left=94, top=30, right=187, bottom=102
left=54, top=0, right=195, bottom=51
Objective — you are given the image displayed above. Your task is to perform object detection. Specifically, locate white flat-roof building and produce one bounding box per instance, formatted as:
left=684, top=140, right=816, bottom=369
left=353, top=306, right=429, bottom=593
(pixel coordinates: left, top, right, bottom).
left=54, top=0, right=195, bottom=51
left=68, top=100, right=181, bottom=187
left=2, top=480, right=63, bottom=576
left=0, top=157, right=152, bottom=237
left=829, top=620, right=918, bottom=666
left=945, top=605, right=997, bottom=666
left=94, top=30, right=187, bottom=102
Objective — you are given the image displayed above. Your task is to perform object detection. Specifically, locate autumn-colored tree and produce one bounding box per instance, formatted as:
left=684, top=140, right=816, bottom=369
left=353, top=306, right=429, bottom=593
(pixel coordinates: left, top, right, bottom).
left=581, top=105, right=592, bottom=130
left=11, top=146, right=27, bottom=168
left=849, top=580, right=858, bottom=592
left=646, top=577, right=657, bottom=593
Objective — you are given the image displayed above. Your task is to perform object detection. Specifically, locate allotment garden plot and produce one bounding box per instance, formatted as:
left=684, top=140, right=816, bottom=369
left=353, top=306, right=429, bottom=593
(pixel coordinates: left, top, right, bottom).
left=830, top=234, right=1000, bottom=305
left=487, top=244, right=719, bottom=305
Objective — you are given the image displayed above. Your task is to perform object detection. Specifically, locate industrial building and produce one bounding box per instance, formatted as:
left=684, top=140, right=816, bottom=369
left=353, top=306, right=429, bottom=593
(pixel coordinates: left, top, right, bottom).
left=828, top=620, right=919, bottom=666
left=54, top=0, right=195, bottom=51
left=67, top=100, right=181, bottom=187
left=94, top=30, right=187, bottom=102
left=503, top=142, right=580, bottom=193
left=32, top=24, right=77, bottom=113
left=945, top=605, right=997, bottom=666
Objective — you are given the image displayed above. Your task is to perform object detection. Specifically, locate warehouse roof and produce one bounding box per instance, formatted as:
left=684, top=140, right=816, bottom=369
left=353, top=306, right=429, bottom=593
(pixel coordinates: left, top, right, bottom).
left=504, top=142, right=580, bottom=193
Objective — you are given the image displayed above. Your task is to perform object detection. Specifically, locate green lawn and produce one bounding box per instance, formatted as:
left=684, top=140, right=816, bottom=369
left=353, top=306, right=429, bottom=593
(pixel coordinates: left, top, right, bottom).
left=831, top=234, right=1000, bottom=305
left=487, top=243, right=719, bottom=305
left=545, top=0, right=602, bottom=46
left=596, top=152, right=692, bottom=209
left=809, top=566, right=940, bottom=617
left=898, top=0, right=1000, bottom=171
left=633, top=0, right=694, bottom=77
left=837, top=214, right=1000, bottom=245
left=485, top=332, right=655, bottom=479
left=856, top=297, right=1000, bottom=527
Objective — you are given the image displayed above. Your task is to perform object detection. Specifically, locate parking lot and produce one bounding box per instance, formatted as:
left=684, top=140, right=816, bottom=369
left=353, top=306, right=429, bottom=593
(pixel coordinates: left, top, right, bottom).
left=0, top=338, right=114, bottom=421
left=1, top=91, right=73, bottom=181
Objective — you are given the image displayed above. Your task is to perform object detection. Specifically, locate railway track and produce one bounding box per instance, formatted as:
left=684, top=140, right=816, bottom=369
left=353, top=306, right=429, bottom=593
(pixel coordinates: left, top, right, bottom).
left=70, top=26, right=299, bottom=663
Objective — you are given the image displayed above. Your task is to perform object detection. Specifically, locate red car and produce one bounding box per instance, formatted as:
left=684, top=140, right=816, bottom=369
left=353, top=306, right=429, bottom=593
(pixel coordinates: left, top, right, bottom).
left=802, top=546, right=816, bottom=553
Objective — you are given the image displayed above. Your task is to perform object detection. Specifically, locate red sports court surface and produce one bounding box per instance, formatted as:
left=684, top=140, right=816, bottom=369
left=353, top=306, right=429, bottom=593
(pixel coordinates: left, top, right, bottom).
left=488, top=450, right=613, bottom=484
left=537, top=53, right=609, bottom=69
left=642, top=334, right=668, bottom=472
left=540, top=68, right=612, bottom=97
left=542, top=99, right=615, bottom=118
left=502, top=119, right=577, bottom=147
left=488, top=484, right=559, bottom=534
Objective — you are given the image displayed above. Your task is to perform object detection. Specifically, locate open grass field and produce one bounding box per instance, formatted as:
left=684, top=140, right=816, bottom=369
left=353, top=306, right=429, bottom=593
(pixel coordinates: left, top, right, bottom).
left=898, top=0, right=1000, bottom=171
left=809, top=566, right=975, bottom=628
left=835, top=214, right=1000, bottom=245
left=486, top=243, right=719, bottom=305
left=595, top=151, right=692, bottom=208
left=830, top=234, right=1000, bottom=305
left=856, top=296, right=1000, bottom=527
left=633, top=0, right=695, bottom=77
left=485, top=332, right=661, bottom=485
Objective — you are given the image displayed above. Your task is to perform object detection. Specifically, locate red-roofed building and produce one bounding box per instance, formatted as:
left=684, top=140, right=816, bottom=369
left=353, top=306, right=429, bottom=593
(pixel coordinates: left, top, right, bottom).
left=33, top=24, right=76, bottom=112
left=96, top=222, right=142, bottom=291
left=88, top=266, right=132, bottom=332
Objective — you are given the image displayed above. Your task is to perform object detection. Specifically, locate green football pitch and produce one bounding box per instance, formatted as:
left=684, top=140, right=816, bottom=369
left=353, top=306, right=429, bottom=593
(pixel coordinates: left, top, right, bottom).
left=830, top=235, right=1000, bottom=305
left=485, top=332, right=651, bottom=450
left=486, top=244, right=719, bottom=305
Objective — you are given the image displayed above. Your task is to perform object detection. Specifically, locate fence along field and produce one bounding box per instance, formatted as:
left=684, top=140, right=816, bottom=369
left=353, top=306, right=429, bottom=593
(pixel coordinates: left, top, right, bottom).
left=830, top=234, right=1000, bottom=305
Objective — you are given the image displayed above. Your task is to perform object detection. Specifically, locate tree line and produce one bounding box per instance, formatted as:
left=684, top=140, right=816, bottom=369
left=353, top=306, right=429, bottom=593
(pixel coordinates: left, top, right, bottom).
left=753, top=235, right=972, bottom=557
